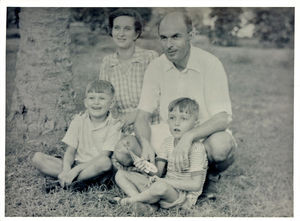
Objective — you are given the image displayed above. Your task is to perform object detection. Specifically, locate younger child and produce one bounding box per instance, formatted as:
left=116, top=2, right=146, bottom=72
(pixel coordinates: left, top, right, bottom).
left=114, top=97, right=208, bottom=209
left=32, top=80, right=122, bottom=191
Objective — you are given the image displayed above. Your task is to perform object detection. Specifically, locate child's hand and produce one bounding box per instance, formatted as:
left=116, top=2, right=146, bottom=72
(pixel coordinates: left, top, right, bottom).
left=58, top=170, right=69, bottom=188
left=133, top=158, right=148, bottom=172
left=58, top=169, right=78, bottom=188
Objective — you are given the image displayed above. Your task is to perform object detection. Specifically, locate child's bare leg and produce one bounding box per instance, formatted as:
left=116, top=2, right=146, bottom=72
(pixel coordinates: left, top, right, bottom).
left=76, top=156, right=112, bottom=181
left=123, top=180, right=179, bottom=205
left=32, top=152, right=63, bottom=177
left=115, top=170, right=149, bottom=196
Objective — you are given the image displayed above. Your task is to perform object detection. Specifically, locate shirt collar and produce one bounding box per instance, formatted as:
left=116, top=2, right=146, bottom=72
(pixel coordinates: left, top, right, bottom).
left=83, top=111, right=112, bottom=130
left=109, top=46, right=144, bottom=67
left=163, top=45, right=200, bottom=73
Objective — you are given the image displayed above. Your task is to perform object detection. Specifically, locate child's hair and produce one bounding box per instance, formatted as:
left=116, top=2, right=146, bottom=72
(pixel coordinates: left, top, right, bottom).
left=108, top=8, right=143, bottom=39
left=85, top=80, right=115, bottom=97
left=168, top=97, right=199, bottom=119
left=114, top=135, right=142, bottom=167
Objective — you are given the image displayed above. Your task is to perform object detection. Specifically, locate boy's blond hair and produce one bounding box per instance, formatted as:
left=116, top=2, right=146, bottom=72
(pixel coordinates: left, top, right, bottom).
left=85, top=80, right=115, bottom=97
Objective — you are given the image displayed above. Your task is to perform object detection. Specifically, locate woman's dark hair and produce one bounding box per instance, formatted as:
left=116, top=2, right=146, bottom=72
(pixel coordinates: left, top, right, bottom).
left=108, top=8, right=143, bottom=39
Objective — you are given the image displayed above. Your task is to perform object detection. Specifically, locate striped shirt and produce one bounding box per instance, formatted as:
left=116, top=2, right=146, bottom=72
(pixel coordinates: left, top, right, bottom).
left=157, top=136, right=208, bottom=204
left=99, top=46, right=158, bottom=114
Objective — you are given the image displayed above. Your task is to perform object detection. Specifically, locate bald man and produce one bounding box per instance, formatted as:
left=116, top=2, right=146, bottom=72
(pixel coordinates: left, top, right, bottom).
left=135, top=12, right=236, bottom=177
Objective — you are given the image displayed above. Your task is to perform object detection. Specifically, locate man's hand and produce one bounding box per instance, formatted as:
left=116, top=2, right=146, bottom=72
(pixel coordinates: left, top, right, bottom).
left=140, top=137, right=155, bottom=164
left=171, top=134, right=193, bottom=171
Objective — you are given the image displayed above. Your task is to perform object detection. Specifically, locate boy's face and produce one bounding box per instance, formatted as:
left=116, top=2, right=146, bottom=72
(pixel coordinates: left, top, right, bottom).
left=84, top=92, right=113, bottom=121
left=167, top=106, right=197, bottom=139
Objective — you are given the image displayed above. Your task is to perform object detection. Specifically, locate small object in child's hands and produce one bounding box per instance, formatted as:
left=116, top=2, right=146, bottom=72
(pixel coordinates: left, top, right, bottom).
left=127, top=149, right=158, bottom=174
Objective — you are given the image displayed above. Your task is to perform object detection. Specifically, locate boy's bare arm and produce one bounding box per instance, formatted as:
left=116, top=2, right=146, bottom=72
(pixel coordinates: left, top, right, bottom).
left=162, top=172, right=204, bottom=192
left=58, top=145, right=76, bottom=187
left=62, top=145, right=76, bottom=171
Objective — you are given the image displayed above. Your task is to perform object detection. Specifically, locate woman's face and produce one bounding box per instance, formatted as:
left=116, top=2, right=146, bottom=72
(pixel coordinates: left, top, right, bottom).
left=112, top=16, right=138, bottom=49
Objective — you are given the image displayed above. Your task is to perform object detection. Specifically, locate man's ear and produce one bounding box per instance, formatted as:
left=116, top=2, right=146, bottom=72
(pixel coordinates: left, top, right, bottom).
left=84, top=98, right=88, bottom=109
left=188, top=31, right=193, bottom=41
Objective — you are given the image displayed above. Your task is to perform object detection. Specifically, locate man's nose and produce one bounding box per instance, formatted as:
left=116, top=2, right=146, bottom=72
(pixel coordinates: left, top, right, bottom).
left=167, top=38, right=174, bottom=49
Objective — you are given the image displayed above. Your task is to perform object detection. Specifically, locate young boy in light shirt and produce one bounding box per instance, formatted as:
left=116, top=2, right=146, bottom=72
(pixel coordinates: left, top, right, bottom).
left=32, top=80, right=122, bottom=191
left=114, top=97, right=208, bottom=210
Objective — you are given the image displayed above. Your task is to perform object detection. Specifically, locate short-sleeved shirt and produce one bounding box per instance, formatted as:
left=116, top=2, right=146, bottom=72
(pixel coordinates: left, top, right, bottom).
left=62, top=112, right=122, bottom=163
left=138, top=45, right=232, bottom=123
left=157, top=136, right=208, bottom=205
left=99, top=46, right=158, bottom=114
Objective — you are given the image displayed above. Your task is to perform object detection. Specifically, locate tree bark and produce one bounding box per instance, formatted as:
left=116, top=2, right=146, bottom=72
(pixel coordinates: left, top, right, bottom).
left=9, top=8, right=76, bottom=144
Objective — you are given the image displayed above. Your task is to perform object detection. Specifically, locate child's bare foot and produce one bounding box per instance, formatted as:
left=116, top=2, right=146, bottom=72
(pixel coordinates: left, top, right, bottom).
left=120, top=197, right=133, bottom=206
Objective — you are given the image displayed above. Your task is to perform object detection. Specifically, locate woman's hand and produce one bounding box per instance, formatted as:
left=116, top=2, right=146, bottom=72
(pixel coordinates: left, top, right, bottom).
left=120, top=110, right=138, bottom=133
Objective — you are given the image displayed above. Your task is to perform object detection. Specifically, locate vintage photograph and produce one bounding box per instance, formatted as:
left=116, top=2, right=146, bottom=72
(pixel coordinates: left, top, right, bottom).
left=5, top=6, right=294, bottom=217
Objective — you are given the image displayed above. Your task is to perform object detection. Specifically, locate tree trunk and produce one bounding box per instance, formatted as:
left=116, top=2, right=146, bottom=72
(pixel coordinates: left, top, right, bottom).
left=9, top=8, right=76, bottom=144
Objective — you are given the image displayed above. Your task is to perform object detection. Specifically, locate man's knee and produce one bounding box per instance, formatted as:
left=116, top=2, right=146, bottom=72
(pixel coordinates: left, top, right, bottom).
left=205, top=131, right=236, bottom=163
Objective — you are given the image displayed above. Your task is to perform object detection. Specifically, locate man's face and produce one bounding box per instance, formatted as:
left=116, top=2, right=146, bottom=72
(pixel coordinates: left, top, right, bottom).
left=159, top=14, right=191, bottom=66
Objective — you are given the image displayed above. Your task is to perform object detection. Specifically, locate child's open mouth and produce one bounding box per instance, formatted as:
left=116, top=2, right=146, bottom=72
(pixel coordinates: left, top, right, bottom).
left=92, top=107, right=102, bottom=110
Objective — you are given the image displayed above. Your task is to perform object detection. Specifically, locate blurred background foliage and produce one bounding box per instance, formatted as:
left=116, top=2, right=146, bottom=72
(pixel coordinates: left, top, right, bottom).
left=7, top=7, right=294, bottom=48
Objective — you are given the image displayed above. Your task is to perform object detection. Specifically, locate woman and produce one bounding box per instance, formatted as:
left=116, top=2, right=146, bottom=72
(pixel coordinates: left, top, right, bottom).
left=99, top=9, right=158, bottom=130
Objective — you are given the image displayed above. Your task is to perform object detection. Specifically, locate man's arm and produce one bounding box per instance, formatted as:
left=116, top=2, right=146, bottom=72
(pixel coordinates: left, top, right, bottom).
left=134, top=109, right=155, bottom=163
left=173, top=111, right=231, bottom=171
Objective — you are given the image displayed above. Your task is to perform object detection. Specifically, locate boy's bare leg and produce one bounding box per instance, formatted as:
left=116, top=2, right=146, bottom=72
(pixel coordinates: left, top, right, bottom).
left=115, top=170, right=149, bottom=196
left=32, top=152, right=63, bottom=177
left=122, top=181, right=179, bottom=205
left=76, top=156, right=112, bottom=181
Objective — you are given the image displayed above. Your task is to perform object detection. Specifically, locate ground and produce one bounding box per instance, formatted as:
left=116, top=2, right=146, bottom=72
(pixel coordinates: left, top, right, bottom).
left=5, top=28, right=294, bottom=216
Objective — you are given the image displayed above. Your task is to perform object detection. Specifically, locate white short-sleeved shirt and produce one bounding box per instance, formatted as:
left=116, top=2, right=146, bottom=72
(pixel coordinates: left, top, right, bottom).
left=157, top=136, right=208, bottom=205
left=138, top=45, right=232, bottom=123
left=62, top=112, right=121, bottom=163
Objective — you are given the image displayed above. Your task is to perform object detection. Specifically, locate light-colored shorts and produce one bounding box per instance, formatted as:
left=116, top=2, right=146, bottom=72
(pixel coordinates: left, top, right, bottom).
left=159, top=190, right=187, bottom=209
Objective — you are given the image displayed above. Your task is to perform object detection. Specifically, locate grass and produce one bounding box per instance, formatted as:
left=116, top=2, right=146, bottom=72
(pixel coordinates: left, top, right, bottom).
left=5, top=29, right=294, bottom=217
